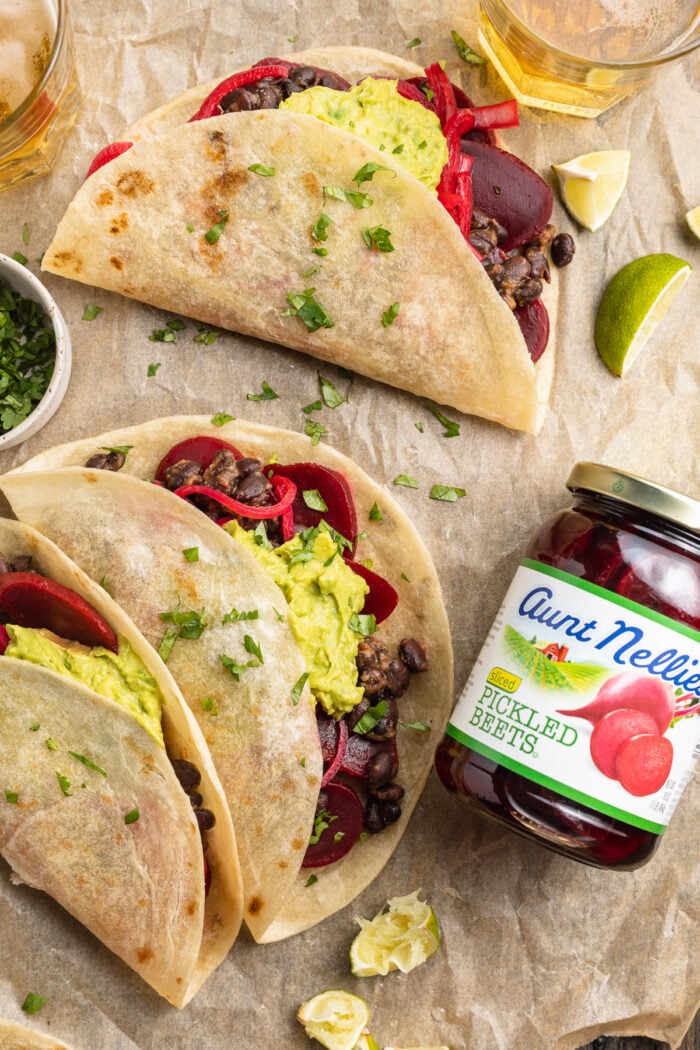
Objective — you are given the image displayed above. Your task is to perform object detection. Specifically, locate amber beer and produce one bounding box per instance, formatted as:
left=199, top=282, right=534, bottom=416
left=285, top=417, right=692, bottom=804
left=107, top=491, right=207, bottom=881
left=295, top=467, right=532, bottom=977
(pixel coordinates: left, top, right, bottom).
left=478, top=0, right=700, bottom=117
left=0, top=0, right=81, bottom=190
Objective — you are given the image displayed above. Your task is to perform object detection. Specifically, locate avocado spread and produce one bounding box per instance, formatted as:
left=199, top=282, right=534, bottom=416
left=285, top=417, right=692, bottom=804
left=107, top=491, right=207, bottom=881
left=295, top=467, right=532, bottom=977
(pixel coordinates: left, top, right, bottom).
left=228, top=522, right=369, bottom=717
left=279, top=77, right=448, bottom=193
left=5, top=624, right=164, bottom=747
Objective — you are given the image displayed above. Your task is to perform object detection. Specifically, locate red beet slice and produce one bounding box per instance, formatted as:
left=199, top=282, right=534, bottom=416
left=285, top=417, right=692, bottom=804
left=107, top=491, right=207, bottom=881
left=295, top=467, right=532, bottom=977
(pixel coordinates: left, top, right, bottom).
left=0, top=624, right=8, bottom=654
left=514, top=299, right=549, bottom=363
left=344, top=560, right=398, bottom=625
left=154, top=435, right=244, bottom=482
left=301, top=781, right=364, bottom=868
left=270, top=462, right=358, bottom=545
left=0, top=573, right=119, bottom=653
left=615, top=733, right=673, bottom=797
left=321, top=717, right=348, bottom=787
left=341, top=734, right=398, bottom=780
left=460, top=139, right=553, bottom=251
left=589, top=708, right=659, bottom=779
left=316, top=711, right=339, bottom=764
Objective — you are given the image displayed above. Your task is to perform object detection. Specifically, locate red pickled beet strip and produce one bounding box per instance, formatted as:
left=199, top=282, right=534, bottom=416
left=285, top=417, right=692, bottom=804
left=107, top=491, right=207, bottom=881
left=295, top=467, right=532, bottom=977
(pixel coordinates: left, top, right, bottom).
left=343, top=559, right=398, bottom=625
left=302, top=781, right=364, bottom=867
left=424, top=62, right=457, bottom=125
left=397, top=79, right=436, bottom=108
left=268, top=462, right=358, bottom=545
left=84, top=140, right=133, bottom=180
left=317, top=711, right=340, bottom=764
left=0, top=573, right=119, bottom=653
left=190, top=65, right=295, bottom=121
left=173, top=477, right=296, bottom=521
left=514, top=299, right=549, bottom=363
left=321, top=717, right=349, bottom=787
left=203, top=853, right=211, bottom=896
left=341, top=734, right=398, bottom=780
left=154, top=435, right=244, bottom=482
left=469, top=99, right=519, bottom=130
left=460, top=139, right=553, bottom=252
left=0, top=624, right=8, bottom=654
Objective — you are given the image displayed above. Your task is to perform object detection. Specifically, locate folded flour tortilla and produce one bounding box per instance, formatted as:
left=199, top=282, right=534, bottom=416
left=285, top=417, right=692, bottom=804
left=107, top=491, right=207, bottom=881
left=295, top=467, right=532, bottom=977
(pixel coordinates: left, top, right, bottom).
left=41, top=47, right=556, bottom=434
left=0, top=1020, right=75, bottom=1050
left=3, top=415, right=454, bottom=941
left=0, top=519, right=242, bottom=1006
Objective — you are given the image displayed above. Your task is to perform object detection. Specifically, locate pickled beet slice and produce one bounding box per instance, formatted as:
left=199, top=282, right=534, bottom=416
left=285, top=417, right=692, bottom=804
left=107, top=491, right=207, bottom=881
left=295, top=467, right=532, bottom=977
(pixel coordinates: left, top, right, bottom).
left=341, top=734, right=398, bottom=780
left=301, top=781, right=364, bottom=868
left=316, top=711, right=339, bottom=764
left=154, top=435, right=244, bottom=482
left=514, top=299, right=549, bottom=363
left=0, top=573, right=119, bottom=653
left=460, top=139, right=553, bottom=251
left=269, top=462, right=358, bottom=544
left=343, top=559, right=398, bottom=624
left=321, top=717, right=348, bottom=787
left=0, top=624, right=8, bottom=654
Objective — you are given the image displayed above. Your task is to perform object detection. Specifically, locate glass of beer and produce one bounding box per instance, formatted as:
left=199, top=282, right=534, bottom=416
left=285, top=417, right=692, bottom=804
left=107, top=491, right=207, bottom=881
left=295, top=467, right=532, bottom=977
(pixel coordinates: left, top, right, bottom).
left=0, top=0, right=81, bottom=191
left=478, top=0, right=700, bottom=117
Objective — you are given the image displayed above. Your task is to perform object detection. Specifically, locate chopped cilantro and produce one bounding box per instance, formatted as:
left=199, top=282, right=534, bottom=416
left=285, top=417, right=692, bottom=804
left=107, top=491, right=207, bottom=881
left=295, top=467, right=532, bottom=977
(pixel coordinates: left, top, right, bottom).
left=369, top=502, right=383, bottom=522
left=22, top=222, right=30, bottom=245
left=309, top=809, right=337, bottom=844
left=311, top=212, right=333, bottom=243
left=56, top=771, right=72, bottom=796
left=160, top=605, right=207, bottom=639
left=222, top=607, right=259, bottom=623
left=348, top=612, right=377, bottom=636
left=248, top=163, right=275, bottom=176
left=124, top=807, right=140, bottom=825
left=319, top=373, right=345, bottom=408
left=400, top=719, right=431, bottom=731
left=194, top=327, right=220, bottom=344
left=393, top=474, right=418, bottom=488
left=46, top=737, right=58, bottom=751
left=303, top=488, right=328, bottom=512
left=149, top=318, right=184, bottom=343
left=392, top=144, right=404, bottom=154
left=68, top=751, right=107, bottom=776
left=305, top=874, right=318, bottom=886
left=406, top=36, right=421, bottom=47
left=12, top=251, right=27, bottom=265
left=362, top=225, right=394, bottom=252
left=29, top=722, right=40, bottom=731
left=211, top=412, right=235, bottom=426
left=201, top=696, right=218, bottom=715
left=304, top=419, right=328, bottom=446
left=381, top=301, right=400, bottom=327
left=353, top=162, right=392, bottom=185
left=430, top=484, right=467, bottom=502
left=21, top=993, right=47, bottom=1015
left=451, top=29, right=487, bottom=65
left=82, top=303, right=102, bottom=320
left=303, top=399, right=323, bottom=414
left=414, top=421, right=424, bottom=433
left=352, top=700, right=388, bottom=734
left=220, top=653, right=259, bottom=681
left=252, top=521, right=272, bottom=548
left=4, top=789, right=18, bottom=803
left=323, top=185, right=373, bottom=208
left=158, top=626, right=178, bottom=662
left=312, top=247, right=329, bottom=257
left=292, top=671, right=310, bottom=705
left=427, top=404, right=461, bottom=437
left=183, top=546, right=199, bottom=562
left=0, top=281, right=56, bottom=434
left=205, top=209, right=229, bottom=244
left=284, top=288, right=334, bottom=333
left=147, top=362, right=161, bottom=376
left=247, top=380, right=279, bottom=402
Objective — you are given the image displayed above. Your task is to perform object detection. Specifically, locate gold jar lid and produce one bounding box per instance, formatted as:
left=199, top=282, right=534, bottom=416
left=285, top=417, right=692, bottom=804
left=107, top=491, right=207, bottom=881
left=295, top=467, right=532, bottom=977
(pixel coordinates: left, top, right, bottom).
left=566, top=462, right=700, bottom=534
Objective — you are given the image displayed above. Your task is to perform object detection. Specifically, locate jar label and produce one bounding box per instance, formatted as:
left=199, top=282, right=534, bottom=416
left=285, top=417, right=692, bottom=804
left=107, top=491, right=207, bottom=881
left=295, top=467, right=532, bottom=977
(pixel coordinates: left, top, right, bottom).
left=447, top=559, right=700, bottom=832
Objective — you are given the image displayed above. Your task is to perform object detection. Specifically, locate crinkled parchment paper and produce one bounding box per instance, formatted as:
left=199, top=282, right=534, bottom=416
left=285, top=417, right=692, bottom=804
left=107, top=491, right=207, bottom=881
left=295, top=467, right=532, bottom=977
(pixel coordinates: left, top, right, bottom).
left=0, top=0, right=698, bottom=1047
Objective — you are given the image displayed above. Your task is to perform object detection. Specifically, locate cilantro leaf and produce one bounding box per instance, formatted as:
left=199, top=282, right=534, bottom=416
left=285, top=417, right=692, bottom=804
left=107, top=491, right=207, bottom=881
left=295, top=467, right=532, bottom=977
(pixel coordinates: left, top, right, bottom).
left=352, top=700, right=388, bottom=734
left=291, top=671, right=310, bottom=705
left=124, top=807, right=140, bottom=824
left=304, top=419, right=328, bottom=446
left=393, top=474, right=419, bottom=488
left=323, top=185, right=373, bottom=208
left=451, top=29, right=487, bottom=65
left=319, top=373, right=346, bottom=408
left=353, top=162, right=392, bottom=185
left=82, top=304, right=102, bottom=320
left=362, top=225, right=394, bottom=252
left=247, top=380, right=279, bottom=402
left=248, top=163, right=275, bottom=176
left=0, top=282, right=56, bottom=434
left=430, top=484, right=467, bottom=502
left=381, top=301, right=400, bottom=327
left=205, top=210, right=230, bottom=244
left=211, top=412, right=235, bottom=426
left=369, top=502, right=383, bottom=522
left=303, top=488, right=328, bottom=512
left=284, top=289, right=334, bottom=333
left=427, top=404, right=461, bottom=437
left=21, top=993, right=47, bottom=1016
left=311, top=212, right=333, bottom=243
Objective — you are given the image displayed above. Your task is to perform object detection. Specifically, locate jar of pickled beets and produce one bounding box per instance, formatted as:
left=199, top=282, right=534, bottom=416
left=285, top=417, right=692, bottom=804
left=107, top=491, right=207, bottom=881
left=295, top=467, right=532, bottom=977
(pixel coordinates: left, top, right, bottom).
left=435, top=463, right=700, bottom=869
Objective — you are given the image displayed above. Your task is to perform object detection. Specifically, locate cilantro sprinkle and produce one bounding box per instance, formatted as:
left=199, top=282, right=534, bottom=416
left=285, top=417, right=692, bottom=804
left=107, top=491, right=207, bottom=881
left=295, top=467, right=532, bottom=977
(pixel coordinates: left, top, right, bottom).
left=319, top=374, right=345, bottom=408
left=393, top=474, right=418, bottom=488
left=369, top=502, right=383, bottom=521
left=21, top=993, right=47, bottom=1016
left=0, top=282, right=56, bottom=434
left=247, top=380, right=279, bottom=402
left=211, top=412, right=235, bottom=426
left=427, top=404, right=461, bottom=437
left=183, top=546, right=199, bottom=562
left=284, top=288, right=334, bottom=333
left=82, top=303, right=102, bottom=320
left=147, top=362, right=161, bottom=376
left=381, top=301, right=400, bottom=327
left=362, top=225, right=394, bottom=252
left=124, top=807, right=140, bottom=825
left=430, top=484, right=467, bottom=502
left=68, top=751, right=107, bottom=776
left=4, top=789, right=18, bottom=803
left=406, top=37, right=422, bottom=47
left=205, top=210, right=230, bottom=244
left=248, top=163, right=275, bottom=176
left=323, top=185, right=373, bottom=208
left=353, top=162, right=392, bottom=185
left=303, top=488, right=328, bottom=512
left=292, top=671, right=310, bottom=705
left=451, top=29, right=487, bottom=65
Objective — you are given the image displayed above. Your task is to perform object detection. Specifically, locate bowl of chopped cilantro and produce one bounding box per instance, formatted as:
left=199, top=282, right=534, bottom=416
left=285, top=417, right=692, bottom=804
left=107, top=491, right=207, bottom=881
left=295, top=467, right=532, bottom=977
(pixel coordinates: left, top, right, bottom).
left=0, top=253, right=72, bottom=450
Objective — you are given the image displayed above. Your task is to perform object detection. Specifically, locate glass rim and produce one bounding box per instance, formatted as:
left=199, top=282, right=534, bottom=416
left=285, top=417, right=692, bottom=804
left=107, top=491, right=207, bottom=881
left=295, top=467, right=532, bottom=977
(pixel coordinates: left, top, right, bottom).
left=0, top=0, right=68, bottom=136
left=480, top=0, right=700, bottom=72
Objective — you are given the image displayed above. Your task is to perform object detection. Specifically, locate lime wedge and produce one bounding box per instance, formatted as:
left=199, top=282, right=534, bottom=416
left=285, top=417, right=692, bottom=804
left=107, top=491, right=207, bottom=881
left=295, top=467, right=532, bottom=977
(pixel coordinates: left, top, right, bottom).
left=594, top=253, right=692, bottom=376
left=384, top=1046, right=451, bottom=1049
left=552, top=150, right=630, bottom=232
left=350, top=890, right=440, bottom=978
left=355, top=1035, right=381, bottom=1050
left=297, top=990, right=370, bottom=1050
left=685, top=205, right=700, bottom=239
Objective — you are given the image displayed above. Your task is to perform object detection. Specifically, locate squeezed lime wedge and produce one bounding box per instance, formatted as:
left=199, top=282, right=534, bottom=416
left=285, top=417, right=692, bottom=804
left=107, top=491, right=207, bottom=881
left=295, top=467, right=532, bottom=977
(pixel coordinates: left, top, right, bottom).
left=552, top=150, right=630, bottom=232
left=350, top=890, right=440, bottom=978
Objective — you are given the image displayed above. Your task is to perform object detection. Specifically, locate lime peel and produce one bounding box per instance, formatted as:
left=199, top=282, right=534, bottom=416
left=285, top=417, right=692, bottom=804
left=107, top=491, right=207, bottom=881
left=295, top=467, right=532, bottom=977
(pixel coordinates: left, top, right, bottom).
left=552, top=149, right=630, bottom=232
left=350, top=890, right=440, bottom=977
left=594, top=253, right=692, bottom=377
left=297, top=990, right=370, bottom=1050
left=685, top=205, right=700, bottom=240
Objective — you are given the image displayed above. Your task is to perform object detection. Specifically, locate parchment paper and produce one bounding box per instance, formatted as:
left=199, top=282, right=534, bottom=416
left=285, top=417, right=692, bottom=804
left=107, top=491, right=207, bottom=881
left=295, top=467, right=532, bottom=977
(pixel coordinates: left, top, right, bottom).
left=0, top=1, right=698, bottom=1048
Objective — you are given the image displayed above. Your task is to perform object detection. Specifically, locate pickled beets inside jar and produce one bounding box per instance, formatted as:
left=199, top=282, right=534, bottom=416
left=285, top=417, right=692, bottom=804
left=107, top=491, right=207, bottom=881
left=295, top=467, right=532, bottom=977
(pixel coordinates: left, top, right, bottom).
left=435, top=462, right=700, bottom=870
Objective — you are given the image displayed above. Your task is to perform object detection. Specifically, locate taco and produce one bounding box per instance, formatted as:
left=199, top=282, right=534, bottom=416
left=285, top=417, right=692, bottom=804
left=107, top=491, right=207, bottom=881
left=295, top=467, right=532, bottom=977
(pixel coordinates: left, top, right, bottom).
left=0, top=1020, right=75, bottom=1050
left=0, top=518, right=242, bottom=1006
left=2, top=416, right=453, bottom=941
left=40, top=47, right=564, bottom=434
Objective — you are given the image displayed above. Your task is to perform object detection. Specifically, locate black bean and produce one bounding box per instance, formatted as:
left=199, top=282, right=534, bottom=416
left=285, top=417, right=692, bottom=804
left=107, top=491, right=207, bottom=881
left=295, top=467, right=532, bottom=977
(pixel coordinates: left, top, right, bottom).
left=189, top=792, right=204, bottom=808
left=194, top=807, right=216, bottom=832
left=366, top=750, right=395, bottom=791
left=220, top=88, right=258, bottom=112
left=358, top=667, right=385, bottom=698
left=551, top=232, right=576, bottom=267
left=235, top=457, right=263, bottom=476
left=364, top=799, right=385, bottom=834
left=502, top=254, right=531, bottom=285
left=399, top=638, right=428, bottom=673
left=254, top=80, right=284, bottom=109
left=371, top=782, right=405, bottom=803
left=235, top=472, right=271, bottom=502
left=514, top=277, right=544, bottom=307
left=384, top=659, right=411, bottom=698
left=378, top=800, right=402, bottom=826
left=469, top=231, right=496, bottom=256
left=318, top=73, right=344, bottom=89
left=288, top=66, right=318, bottom=89
left=164, top=459, right=203, bottom=490
left=171, top=758, right=201, bottom=794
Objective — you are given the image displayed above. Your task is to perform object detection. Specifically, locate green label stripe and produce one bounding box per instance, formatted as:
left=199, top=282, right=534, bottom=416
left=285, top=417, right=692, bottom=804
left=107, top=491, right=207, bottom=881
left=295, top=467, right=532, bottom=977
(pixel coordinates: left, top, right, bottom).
left=522, top=558, right=700, bottom=645
left=445, top=724, right=666, bottom=835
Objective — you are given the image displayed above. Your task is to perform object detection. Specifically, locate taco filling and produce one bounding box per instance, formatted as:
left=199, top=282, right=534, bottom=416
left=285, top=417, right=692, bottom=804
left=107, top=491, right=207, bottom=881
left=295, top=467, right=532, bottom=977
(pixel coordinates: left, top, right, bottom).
left=86, top=433, right=429, bottom=870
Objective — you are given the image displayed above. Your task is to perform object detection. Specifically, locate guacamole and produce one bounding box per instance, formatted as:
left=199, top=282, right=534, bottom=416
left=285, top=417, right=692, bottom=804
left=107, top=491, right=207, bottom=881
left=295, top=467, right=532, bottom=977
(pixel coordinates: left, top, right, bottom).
left=279, top=77, right=448, bottom=194
left=228, top=522, right=369, bottom=716
left=5, top=624, right=164, bottom=747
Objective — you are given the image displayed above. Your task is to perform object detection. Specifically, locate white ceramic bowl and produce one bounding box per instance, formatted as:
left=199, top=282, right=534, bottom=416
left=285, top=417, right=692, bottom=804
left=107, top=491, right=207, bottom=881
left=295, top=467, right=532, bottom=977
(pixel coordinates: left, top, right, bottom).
left=0, top=252, right=72, bottom=451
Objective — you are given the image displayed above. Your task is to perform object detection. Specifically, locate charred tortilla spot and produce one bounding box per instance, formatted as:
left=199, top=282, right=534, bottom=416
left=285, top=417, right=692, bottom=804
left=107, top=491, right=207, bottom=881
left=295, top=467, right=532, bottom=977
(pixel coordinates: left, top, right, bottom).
left=291, top=837, right=305, bottom=851
left=205, top=128, right=228, bottom=162
left=136, top=945, right=154, bottom=964
left=116, top=170, right=155, bottom=198
left=301, top=172, right=321, bottom=197
left=109, top=256, right=124, bottom=271
left=109, top=212, right=129, bottom=234
left=247, top=895, right=263, bottom=916
left=278, top=859, right=289, bottom=870
left=50, top=250, right=83, bottom=275
left=96, top=189, right=114, bottom=207
left=185, top=901, right=196, bottom=916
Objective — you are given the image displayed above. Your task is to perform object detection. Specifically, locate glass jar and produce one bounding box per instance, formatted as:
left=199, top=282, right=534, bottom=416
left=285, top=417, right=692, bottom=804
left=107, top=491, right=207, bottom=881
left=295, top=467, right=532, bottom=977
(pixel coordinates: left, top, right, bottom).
left=435, top=463, right=700, bottom=869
